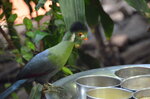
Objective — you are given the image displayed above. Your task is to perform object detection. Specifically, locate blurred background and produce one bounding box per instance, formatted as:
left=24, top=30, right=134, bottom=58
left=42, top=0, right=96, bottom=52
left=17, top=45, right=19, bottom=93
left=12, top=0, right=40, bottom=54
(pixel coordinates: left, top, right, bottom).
left=0, top=0, right=150, bottom=98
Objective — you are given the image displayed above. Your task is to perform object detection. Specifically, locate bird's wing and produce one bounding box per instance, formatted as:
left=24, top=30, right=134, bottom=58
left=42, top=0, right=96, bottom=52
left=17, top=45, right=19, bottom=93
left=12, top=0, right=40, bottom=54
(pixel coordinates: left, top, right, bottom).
left=17, top=50, right=59, bottom=79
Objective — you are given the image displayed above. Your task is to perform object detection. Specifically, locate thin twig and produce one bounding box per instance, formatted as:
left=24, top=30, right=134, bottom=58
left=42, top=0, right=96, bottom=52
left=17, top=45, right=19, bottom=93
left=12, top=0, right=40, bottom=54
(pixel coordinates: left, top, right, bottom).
left=93, top=25, right=107, bottom=67
left=0, top=26, right=15, bottom=49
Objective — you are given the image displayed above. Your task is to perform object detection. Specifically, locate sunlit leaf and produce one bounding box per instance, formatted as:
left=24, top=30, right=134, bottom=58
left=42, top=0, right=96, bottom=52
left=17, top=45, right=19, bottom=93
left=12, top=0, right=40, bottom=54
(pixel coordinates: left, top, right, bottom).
left=62, top=67, right=73, bottom=75
left=4, top=83, right=11, bottom=88
left=23, top=17, right=33, bottom=30
left=8, top=14, right=17, bottom=23
left=26, top=41, right=35, bottom=50
left=16, top=57, right=23, bottom=64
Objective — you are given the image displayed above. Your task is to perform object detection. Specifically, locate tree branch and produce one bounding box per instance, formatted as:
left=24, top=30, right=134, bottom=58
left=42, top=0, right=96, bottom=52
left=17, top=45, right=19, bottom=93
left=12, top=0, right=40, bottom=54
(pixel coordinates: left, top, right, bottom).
left=0, top=26, right=15, bottom=49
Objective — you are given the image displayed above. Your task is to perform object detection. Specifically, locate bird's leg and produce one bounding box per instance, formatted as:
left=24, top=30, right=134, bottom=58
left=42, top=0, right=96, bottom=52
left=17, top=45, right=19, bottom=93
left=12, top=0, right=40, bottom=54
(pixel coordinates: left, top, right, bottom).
left=42, top=83, right=64, bottom=95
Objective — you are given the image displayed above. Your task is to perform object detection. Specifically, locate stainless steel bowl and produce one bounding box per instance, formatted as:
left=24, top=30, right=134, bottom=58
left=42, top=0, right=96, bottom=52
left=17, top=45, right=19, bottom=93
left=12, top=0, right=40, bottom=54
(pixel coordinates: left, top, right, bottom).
left=121, top=75, right=150, bottom=91
left=75, top=75, right=121, bottom=99
left=86, top=87, right=132, bottom=99
left=133, top=88, right=150, bottom=99
left=115, top=67, right=150, bottom=79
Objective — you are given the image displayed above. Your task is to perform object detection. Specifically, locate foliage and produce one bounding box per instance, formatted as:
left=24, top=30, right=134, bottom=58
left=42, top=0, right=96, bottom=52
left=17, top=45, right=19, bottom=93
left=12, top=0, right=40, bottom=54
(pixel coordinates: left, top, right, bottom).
left=85, top=0, right=114, bottom=38
left=29, top=84, right=43, bottom=99
left=125, top=0, right=150, bottom=18
left=0, top=0, right=115, bottom=98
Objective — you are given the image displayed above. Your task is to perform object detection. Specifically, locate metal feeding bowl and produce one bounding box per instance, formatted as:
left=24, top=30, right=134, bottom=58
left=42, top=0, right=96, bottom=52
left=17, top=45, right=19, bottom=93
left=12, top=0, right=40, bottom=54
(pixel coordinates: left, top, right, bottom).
left=133, top=88, right=150, bottom=99
left=115, top=67, right=150, bottom=79
left=86, top=87, right=132, bottom=99
left=45, top=65, right=150, bottom=99
left=75, top=75, right=121, bottom=99
left=121, top=75, right=150, bottom=91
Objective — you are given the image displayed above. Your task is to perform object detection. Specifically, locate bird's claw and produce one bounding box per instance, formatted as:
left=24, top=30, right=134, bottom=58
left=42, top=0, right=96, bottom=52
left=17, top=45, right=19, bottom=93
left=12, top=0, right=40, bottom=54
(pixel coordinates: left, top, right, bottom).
left=42, top=83, right=64, bottom=94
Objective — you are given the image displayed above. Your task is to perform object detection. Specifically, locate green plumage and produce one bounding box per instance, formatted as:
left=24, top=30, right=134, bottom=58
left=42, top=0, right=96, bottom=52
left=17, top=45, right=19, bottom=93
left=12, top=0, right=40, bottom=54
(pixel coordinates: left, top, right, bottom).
left=48, top=41, right=74, bottom=68
left=0, top=0, right=87, bottom=97
left=17, top=32, right=75, bottom=83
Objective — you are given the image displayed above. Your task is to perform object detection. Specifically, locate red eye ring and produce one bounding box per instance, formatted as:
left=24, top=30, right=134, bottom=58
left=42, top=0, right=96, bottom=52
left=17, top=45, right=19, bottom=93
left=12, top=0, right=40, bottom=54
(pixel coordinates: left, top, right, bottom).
left=78, top=32, right=83, bottom=36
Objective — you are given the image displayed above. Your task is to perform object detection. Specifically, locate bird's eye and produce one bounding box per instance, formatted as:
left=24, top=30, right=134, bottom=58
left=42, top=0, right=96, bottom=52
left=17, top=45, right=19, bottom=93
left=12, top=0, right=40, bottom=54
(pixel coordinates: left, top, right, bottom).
left=77, top=32, right=88, bottom=40
left=78, top=32, right=83, bottom=36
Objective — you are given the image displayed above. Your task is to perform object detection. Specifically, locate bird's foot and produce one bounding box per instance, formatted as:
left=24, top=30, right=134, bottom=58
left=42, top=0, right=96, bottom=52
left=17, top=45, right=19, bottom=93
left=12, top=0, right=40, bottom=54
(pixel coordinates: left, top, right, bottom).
left=42, top=83, right=64, bottom=94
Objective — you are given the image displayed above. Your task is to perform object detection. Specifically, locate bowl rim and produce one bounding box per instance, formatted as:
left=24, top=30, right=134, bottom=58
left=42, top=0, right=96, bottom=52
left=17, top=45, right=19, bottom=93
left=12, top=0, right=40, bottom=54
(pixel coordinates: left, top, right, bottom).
left=86, top=87, right=133, bottom=99
left=133, top=88, right=150, bottom=99
left=121, top=75, right=150, bottom=91
left=75, top=75, right=121, bottom=88
left=114, top=66, right=150, bottom=79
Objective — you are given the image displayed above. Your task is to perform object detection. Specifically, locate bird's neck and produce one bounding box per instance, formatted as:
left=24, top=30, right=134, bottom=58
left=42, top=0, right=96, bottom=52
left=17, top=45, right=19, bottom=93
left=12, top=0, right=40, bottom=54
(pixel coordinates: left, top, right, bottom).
left=62, top=32, right=75, bottom=42
left=48, top=41, right=74, bottom=67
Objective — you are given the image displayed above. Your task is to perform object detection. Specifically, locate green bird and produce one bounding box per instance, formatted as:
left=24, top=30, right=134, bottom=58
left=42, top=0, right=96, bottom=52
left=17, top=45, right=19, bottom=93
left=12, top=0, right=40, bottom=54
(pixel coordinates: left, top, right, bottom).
left=0, top=22, right=87, bottom=99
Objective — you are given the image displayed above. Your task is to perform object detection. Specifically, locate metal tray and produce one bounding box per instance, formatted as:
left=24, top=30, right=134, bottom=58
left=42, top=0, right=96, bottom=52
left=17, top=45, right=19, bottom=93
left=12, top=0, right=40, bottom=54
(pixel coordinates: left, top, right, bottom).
left=45, top=64, right=150, bottom=99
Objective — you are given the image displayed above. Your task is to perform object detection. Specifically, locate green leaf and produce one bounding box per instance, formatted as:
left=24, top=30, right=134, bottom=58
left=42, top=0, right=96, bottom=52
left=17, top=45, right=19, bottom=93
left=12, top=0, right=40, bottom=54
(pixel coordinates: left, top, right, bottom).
left=52, top=0, right=58, bottom=3
left=62, top=67, right=73, bottom=75
left=21, top=47, right=33, bottom=61
left=11, top=93, right=19, bottom=99
left=125, top=0, right=150, bottom=13
left=34, top=30, right=49, bottom=44
left=99, top=2, right=114, bottom=38
left=34, top=15, right=44, bottom=22
left=85, top=0, right=100, bottom=27
left=54, top=19, right=64, bottom=26
left=23, top=17, right=33, bottom=30
left=11, top=49, right=20, bottom=54
left=35, top=0, right=47, bottom=10
left=26, top=31, right=35, bottom=38
left=4, top=83, right=11, bottom=88
left=0, top=12, right=5, bottom=19
left=29, top=84, right=43, bottom=99
left=26, top=41, right=35, bottom=50
left=22, top=53, right=33, bottom=61
left=16, top=57, right=23, bottom=64
left=8, top=14, right=17, bottom=23
left=59, top=0, right=86, bottom=30
left=85, top=0, right=114, bottom=38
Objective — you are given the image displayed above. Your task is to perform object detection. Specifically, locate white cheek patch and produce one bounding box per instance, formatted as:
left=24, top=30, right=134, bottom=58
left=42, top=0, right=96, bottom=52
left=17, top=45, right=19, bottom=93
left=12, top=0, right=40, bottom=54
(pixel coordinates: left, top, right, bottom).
left=81, top=34, right=85, bottom=38
left=71, top=33, right=75, bottom=42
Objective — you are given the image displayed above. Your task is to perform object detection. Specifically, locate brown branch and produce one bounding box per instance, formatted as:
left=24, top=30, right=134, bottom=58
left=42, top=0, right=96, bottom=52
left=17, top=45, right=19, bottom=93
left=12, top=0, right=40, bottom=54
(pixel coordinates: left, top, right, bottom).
left=40, top=40, right=44, bottom=51
left=93, top=25, right=122, bottom=67
left=93, top=25, right=107, bottom=67
left=0, top=26, right=15, bottom=49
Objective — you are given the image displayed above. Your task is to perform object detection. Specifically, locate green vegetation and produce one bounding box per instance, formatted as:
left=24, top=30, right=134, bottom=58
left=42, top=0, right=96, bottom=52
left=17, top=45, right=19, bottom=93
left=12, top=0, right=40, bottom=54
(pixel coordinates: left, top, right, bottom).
left=0, top=0, right=150, bottom=98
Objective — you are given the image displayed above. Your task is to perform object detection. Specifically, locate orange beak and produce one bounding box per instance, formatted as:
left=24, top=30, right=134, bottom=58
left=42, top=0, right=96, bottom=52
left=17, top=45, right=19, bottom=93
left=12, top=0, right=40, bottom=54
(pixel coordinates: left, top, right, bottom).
left=78, top=32, right=88, bottom=41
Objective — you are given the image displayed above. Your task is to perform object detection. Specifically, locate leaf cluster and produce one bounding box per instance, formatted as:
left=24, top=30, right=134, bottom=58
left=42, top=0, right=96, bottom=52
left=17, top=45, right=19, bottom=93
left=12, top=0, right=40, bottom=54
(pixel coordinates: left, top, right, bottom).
left=1, top=0, right=148, bottom=98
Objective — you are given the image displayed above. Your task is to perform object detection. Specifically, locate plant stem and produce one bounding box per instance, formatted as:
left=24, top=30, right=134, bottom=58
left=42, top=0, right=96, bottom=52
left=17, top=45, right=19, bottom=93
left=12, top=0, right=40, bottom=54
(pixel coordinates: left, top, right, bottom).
left=0, top=26, right=15, bottom=49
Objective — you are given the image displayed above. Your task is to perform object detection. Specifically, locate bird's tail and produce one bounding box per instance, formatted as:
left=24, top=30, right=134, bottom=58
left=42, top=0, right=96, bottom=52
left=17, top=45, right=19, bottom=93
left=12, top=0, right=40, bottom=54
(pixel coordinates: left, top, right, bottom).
left=0, top=79, right=28, bottom=99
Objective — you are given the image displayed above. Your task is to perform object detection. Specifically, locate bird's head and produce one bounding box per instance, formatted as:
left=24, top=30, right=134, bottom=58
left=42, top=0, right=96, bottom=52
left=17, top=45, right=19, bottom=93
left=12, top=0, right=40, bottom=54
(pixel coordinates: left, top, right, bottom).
left=70, top=22, right=88, bottom=39
left=63, top=22, right=88, bottom=44
left=62, top=22, right=88, bottom=47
